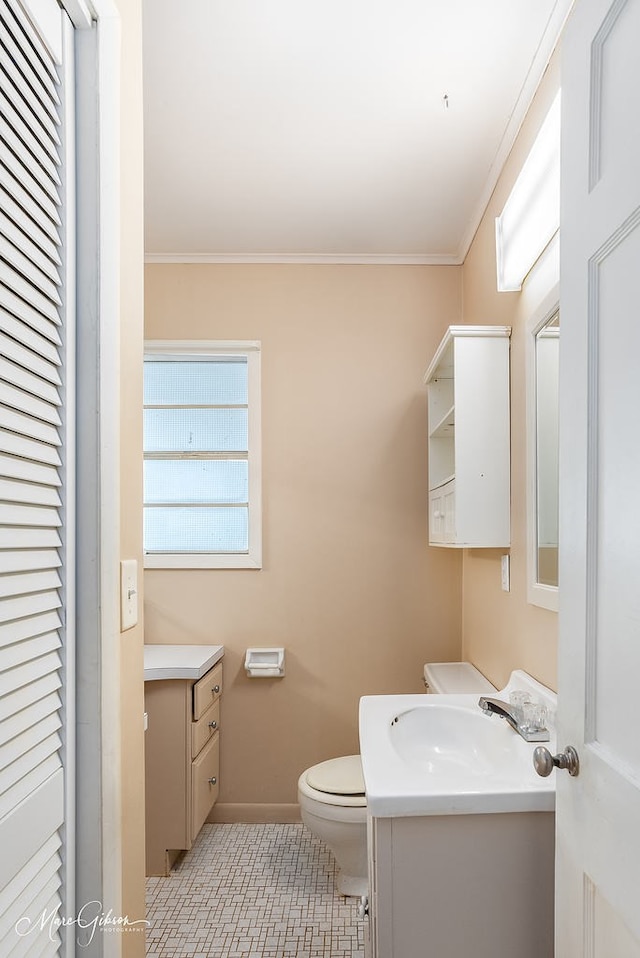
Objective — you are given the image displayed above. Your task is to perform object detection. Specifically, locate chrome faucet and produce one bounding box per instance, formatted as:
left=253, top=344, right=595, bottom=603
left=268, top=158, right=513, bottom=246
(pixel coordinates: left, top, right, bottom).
left=477, top=697, right=550, bottom=743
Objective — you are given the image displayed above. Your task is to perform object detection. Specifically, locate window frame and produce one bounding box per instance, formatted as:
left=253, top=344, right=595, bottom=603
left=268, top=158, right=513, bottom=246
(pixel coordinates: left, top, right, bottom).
left=143, top=340, right=262, bottom=569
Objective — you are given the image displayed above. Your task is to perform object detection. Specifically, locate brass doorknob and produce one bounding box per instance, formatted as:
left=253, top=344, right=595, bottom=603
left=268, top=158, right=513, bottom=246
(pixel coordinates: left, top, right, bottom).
left=533, top=745, right=580, bottom=777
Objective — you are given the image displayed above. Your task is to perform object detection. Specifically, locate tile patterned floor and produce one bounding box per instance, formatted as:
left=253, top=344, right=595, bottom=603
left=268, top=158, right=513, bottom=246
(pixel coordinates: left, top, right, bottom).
left=145, top=823, right=365, bottom=958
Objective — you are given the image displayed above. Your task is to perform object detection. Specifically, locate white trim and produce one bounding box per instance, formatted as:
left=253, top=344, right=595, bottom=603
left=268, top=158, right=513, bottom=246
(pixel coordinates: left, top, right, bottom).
left=145, top=339, right=260, bottom=356
left=95, top=11, right=122, bottom=951
left=73, top=2, right=123, bottom=951
left=423, top=325, right=511, bottom=385
left=144, top=251, right=461, bottom=266
left=525, top=265, right=560, bottom=613
left=61, top=0, right=92, bottom=28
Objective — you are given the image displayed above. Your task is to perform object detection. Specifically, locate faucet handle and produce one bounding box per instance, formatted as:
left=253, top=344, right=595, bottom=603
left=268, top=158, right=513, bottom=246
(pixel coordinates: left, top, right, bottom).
left=521, top=702, right=548, bottom=733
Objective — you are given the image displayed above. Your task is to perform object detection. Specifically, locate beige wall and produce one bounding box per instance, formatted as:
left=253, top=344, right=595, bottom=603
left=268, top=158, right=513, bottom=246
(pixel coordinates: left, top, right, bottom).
left=116, top=0, right=146, bottom=951
left=144, top=264, right=463, bottom=809
left=460, top=54, right=561, bottom=691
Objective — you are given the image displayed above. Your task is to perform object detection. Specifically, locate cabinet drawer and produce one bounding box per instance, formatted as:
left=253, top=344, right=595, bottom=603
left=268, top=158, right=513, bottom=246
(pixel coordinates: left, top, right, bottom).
left=193, top=662, right=222, bottom=720
left=191, top=699, right=220, bottom=759
left=191, top=731, right=219, bottom=841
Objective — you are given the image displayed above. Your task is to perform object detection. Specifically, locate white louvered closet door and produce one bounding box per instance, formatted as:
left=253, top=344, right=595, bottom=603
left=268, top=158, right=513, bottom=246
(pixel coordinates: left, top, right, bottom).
left=0, top=0, right=73, bottom=954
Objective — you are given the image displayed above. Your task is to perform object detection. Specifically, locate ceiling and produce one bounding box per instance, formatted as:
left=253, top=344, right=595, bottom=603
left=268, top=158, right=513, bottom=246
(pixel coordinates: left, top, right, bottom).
left=142, top=0, right=571, bottom=264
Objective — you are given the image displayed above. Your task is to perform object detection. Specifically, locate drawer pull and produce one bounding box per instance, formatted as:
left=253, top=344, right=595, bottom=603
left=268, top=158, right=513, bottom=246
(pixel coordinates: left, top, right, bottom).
left=208, top=720, right=217, bottom=730
left=212, top=684, right=220, bottom=694
left=208, top=776, right=217, bottom=786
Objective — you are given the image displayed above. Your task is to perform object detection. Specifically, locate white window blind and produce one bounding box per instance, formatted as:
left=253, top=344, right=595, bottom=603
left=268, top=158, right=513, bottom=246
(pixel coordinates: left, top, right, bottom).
left=0, top=0, right=71, bottom=952
left=143, top=342, right=262, bottom=569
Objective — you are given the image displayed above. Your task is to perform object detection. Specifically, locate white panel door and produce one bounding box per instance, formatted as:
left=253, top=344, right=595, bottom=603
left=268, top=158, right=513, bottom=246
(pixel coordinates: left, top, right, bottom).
left=558, top=0, right=640, bottom=953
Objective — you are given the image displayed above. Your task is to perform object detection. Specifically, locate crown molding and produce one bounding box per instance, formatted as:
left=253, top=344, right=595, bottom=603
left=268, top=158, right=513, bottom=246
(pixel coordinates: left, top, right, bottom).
left=144, top=251, right=462, bottom=266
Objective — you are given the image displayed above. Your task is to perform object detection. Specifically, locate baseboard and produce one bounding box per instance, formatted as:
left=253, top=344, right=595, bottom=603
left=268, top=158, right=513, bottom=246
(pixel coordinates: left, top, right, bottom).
left=208, top=803, right=302, bottom=824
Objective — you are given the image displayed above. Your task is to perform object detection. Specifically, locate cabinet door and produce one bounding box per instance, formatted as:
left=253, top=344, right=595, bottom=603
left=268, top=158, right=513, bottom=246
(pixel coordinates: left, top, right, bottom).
left=429, top=481, right=455, bottom=545
left=191, top=731, right=220, bottom=841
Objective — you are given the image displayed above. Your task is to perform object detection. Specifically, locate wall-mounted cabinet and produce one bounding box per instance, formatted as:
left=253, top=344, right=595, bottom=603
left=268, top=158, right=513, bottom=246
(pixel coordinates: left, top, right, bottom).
left=423, top=326, right=511, bottom=548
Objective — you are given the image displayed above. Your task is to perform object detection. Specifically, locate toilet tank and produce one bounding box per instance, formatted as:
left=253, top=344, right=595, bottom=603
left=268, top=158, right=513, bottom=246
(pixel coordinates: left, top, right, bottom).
left=423, top=661, right=497, bottom=694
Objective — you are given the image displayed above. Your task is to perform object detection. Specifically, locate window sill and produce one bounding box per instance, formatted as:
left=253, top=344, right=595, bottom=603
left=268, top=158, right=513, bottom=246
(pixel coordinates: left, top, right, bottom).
left=144, top=552, right=262, bottom=570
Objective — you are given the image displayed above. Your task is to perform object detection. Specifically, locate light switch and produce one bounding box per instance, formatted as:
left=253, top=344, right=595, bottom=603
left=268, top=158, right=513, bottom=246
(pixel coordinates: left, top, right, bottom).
left=120, top=559, right=138, bottom=631
left=501, top=554, right=510, bottom=592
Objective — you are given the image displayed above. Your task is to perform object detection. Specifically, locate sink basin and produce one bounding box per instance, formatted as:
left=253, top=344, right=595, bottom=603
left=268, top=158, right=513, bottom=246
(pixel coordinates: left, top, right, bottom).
left=359, top=670, right=557, bottom=817
left=389, top=703, right=531, bottom=778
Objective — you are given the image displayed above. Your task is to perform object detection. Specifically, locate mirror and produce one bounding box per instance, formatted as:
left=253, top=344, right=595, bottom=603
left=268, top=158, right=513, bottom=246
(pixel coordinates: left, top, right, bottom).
left=527, top=297, right=559, bottom=611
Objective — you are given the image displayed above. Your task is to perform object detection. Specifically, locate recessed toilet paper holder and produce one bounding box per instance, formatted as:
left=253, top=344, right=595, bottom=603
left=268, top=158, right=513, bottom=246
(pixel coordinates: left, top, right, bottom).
left=244, top=647, right=285, bottom=678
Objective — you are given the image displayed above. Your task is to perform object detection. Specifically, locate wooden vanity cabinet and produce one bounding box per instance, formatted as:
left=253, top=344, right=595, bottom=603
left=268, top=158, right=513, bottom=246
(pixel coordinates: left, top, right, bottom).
left=144, top=661, right=222, bottom=876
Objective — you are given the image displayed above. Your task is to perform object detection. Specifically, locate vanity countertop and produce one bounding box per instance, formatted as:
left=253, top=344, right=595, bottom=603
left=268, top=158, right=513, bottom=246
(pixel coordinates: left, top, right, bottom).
left=144, top=644, right=224, bottom=681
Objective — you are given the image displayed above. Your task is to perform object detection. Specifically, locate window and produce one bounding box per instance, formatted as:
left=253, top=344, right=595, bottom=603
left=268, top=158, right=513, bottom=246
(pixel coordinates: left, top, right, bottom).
left=495, top=91, right=561, bottom=292
left=143, top=341, right=262, bottom=568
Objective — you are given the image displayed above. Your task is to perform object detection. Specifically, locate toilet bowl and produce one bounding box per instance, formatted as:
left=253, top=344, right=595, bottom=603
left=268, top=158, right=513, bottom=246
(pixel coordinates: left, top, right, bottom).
left=298, top=662, right=496, bottom=897
left=298, top=754, right=367, bottom=897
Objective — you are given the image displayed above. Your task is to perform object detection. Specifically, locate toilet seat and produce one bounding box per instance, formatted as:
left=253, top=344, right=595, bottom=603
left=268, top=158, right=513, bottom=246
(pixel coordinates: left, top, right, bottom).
left=306, top=755, right=364, bottom=796
left=299, top=755, right=367, bottom=808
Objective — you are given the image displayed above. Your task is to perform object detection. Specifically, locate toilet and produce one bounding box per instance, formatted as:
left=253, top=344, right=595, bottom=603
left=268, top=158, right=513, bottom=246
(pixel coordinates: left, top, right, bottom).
left=297, top=661, right=496, bottom=897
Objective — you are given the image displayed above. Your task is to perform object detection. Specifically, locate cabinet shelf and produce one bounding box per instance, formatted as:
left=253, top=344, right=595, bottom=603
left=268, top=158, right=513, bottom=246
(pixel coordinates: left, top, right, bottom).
left=429, top=404, right=455, bottom=438
left=429, top=473, right=455, bottom=491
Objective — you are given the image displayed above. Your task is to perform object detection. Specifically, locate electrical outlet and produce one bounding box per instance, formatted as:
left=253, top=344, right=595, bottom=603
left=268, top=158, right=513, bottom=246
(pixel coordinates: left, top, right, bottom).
left=501, top=554, right=510, bottom=592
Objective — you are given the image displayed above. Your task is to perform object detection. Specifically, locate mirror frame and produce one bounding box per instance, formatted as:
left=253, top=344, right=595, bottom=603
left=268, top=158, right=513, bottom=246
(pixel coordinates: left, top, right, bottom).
left=526, top=283, right=560, bottom=612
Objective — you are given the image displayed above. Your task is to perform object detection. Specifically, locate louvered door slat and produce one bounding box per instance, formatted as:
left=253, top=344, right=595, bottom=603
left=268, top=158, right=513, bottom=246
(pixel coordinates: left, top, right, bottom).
left=0, top=611, right=62, bottom=648
left=0, top=591, right=62, bottom=627
left=0, top=751, right=61, bottom=821
left=0, top=209, right=62, bottom=286
left=0, top=635, right=61, bottom=684
left=0, top=428, right=62, bottom=466
left=0, top=162, right=62, bottom=245
left=0, top=405, right=61, bottom=445
left=0, top=528, right=61, bottom=550
left=0, top=143, right=62, bottom=227
left=0, top=87, right=61, bottom=183
left=0, top=452, right=60, bottom=486
left=0, top=17, right=60, bottom=114
left=0, top=550, right=61, bottom=574
left=0, top=234, right=62, bottom=305
left=0, top=358, right=61, bottom=407
left=0, top=273, right=62, bottom=330
left=0, top=58, right=61, bottom=149
left=0, top=648, right=62, bottom=697
left=0, top=692, right=62, bottom=756
left=0, top=185, right=61, bottom=266
left=0, top=107, right=62, bottom=203
left=1, top=312, right=62, bottom=359
left=0, top=380, right=62, bottom=423
left=0, top=247, right=62, bottom=314
left=0, top=709, right=61, bottom=768
left=0, top=477, right=62, bottom=507
left=0, top=570, right=62, bottom=600
left=0, top=332, right=61, bottom=386
left=0, top=502, right=60, bottom=527
left=0, top=672, right=62, bottom=725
